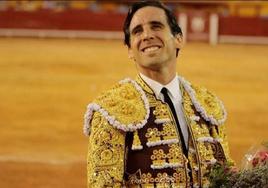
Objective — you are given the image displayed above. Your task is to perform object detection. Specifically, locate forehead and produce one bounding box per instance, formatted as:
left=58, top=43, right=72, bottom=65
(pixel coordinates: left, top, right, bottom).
left=129, top=6, right=168, bottom=30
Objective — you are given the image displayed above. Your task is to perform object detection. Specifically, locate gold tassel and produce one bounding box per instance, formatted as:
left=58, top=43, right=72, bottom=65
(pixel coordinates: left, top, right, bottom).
left=131, top=130, right=143, bottom=150
left=211, top=126, right=219, bottom=138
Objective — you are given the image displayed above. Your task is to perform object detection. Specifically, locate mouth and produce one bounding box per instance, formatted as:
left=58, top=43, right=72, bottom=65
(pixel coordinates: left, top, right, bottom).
left=141, top=45, right=161, bottom=53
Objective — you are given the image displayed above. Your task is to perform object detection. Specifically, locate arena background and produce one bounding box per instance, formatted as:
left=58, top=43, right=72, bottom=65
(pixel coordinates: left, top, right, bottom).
left=0, top=1, right=268, bottom=188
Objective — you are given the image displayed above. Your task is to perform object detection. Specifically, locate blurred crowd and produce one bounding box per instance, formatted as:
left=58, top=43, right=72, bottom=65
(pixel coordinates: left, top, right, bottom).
left=0, top=1, right=129, bottom=13
left=0, top=0, right=268, bottom=17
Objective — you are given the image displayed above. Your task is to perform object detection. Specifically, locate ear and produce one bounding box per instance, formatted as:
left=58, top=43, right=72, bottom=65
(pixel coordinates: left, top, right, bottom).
left=174, top=34, right=183, bottom=49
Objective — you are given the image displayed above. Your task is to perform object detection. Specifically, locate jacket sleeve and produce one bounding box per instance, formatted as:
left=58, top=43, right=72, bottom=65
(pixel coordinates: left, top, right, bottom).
left=87, top=112, right=126, bottom=188
left=216, top=124, right=234, bottom=165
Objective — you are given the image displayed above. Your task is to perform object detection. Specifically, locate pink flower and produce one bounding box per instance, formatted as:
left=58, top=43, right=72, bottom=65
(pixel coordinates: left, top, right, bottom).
left=258, top=151, right=268, bottom=163
left=252, top=157, right=259, bottom=168
left=251, top=150, right=268, bottom=167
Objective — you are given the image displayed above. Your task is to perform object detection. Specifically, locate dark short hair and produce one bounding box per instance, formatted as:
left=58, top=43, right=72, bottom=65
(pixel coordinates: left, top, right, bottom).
left=123, top=0, right=182, bottom=49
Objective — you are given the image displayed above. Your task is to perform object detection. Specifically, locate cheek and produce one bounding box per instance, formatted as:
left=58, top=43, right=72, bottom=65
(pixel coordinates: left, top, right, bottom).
left=155, top=33, right=170, bottom=46
left=131, top=36, right=142, bottom=49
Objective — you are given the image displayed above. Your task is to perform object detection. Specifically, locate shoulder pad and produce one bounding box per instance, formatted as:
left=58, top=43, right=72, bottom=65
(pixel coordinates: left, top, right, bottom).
left=179, top=77, right=227, bottom=125
left=83, top=78, right=150, bottom=135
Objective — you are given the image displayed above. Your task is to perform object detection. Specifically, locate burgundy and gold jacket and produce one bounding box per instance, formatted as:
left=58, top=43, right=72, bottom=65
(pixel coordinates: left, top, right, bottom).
left=84, top=75, right=233, bottom=188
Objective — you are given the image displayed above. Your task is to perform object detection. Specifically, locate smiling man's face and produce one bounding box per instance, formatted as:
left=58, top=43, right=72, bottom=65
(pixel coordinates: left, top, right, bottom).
left=128, top=6, right=182, bottom=73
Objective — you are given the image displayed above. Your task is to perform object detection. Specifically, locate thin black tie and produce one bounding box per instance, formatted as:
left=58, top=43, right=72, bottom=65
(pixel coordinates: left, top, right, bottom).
left=161, top=87, right=193, bottom=186
left=161, top=87, right=187, bottom=155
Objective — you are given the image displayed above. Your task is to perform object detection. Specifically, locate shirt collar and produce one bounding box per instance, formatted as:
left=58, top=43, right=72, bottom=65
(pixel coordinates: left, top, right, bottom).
left=139, top=73, right=181, bottom=101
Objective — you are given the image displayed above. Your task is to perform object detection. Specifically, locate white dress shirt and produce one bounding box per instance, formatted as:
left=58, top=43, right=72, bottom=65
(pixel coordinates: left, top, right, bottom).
left=140, top=73, right=189, bottom=148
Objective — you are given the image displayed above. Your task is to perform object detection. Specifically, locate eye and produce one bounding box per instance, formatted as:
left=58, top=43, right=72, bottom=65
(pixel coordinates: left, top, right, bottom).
left=131, top=26, right=143, bottom=36
left=151, top=22, right=164, bottom=30
left=133, top=28, right=142, bottom=35
left=152, top=24, right=162, bottom=30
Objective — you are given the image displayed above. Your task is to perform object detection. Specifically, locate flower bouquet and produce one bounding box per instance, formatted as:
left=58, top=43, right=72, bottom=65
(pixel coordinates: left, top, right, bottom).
left=208, top=142, right=268, bottom=188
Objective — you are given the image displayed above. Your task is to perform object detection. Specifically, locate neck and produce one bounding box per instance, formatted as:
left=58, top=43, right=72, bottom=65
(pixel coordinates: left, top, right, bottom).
left=138, top=67, right=176, bottom=85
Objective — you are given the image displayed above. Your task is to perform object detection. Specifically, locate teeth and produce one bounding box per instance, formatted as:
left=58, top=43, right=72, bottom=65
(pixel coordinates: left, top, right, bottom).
left=143, top=46, right=159, bottom=52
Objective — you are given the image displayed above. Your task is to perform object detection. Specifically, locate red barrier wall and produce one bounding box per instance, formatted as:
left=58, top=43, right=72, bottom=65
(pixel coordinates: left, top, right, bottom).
left=1, top=10, right=268, bottom=38
left=219, top=16, right=268, bottom=36
left=0, top=10, right=126, bottom=31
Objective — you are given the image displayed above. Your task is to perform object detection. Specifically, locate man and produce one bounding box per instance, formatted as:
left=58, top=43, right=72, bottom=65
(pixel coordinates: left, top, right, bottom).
left=84, top=1, right=233, bottom=187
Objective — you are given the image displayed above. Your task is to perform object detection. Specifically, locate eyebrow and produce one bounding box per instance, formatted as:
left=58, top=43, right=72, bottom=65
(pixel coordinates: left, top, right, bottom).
left=130, top=20, right=165, bottom=35
left=150, top=21, right=164, bottom=27
left=131, top=24, right=142, bottom=35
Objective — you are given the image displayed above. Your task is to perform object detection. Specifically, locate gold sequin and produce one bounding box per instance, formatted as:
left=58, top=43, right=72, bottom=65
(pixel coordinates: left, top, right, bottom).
left=194, top=86, right=225, bottom=121
left=153, top=102, right=170, bottom=120
left=95, top=82, right=147, bottom=126
left=145, top=128, right=161, bottom=143
left=162, top=123, right=177, bottom=140
left=132, top=130, right=143, bottom=150
left=87, top=112, right=125, bottom=187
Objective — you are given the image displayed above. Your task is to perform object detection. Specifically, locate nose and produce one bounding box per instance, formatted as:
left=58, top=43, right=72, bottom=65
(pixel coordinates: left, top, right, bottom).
left=142, top=26, right=153, bottom=41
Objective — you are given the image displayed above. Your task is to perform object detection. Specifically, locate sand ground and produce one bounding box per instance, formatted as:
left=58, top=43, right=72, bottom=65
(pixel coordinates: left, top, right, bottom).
left=0, top=38, right=268, bottom=188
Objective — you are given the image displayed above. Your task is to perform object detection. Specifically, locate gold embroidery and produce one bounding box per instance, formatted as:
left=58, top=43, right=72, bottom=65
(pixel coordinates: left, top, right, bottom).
left=95, top=82, right=147, bottom=126
left=127, top=172, right=188, bottom=187
left=211, top=126, right=219, bottom=138
left=193, top=85, right=225, bottom=122
left=174, top=169, right=187, bottom=185
left=153, top=102, right=170, bottom=120
left=150, top=144, right=185, bottom=169
left=215, top=125, right=234, bottom=163
left=141, top=173, right=153, bottom=183
left=193, top=123, right=211, bottom=138
left=146, top=93, right=159, bottom=107
left=87, top=76, right=232, bottom=187
left=142, top=184, right=155, bottom=188
left=145, top=128, right=161, bottom=144
left=157, top=173, right=172, bottom=185
left=132, top=130, right=143, bottom=150
left=181, top=88, right=195, bottom=117
left=162, top=123, right=177, bottom=141
left=145, top=122, right=179, bottom=147
left=182, top=82, right=233, bottom=168
left=181, top=84, right=217, bottom=186
left=135, top=75, right=154, bottom=95
left=167, top=144, right=184, bottom=166
left=197, top=142, right=214, bottom=162
left=188, top=140, right=200, bottom=185
left=151, top=149, right=166, bottom=168
left=87, top=112, right=125, bottom=187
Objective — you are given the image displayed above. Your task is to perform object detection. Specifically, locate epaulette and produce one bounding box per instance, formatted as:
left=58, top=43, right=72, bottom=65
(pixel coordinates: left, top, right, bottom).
left=179, top=76, right=227, bottom=126
left=83, top=78, right=150, bottom=135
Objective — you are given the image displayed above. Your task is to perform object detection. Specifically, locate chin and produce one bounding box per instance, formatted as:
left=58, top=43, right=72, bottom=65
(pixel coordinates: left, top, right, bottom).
left=146, top=62, right=164, bottom=71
